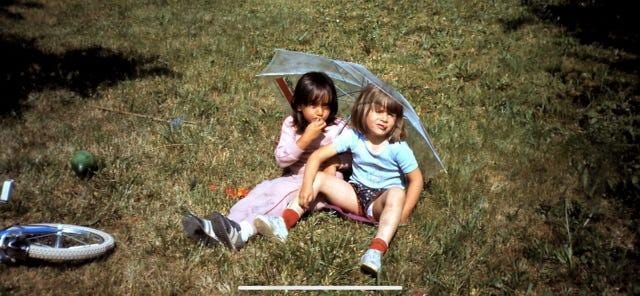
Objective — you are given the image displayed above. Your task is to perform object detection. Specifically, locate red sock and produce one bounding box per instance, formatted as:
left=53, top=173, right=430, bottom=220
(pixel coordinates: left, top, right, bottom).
left=282, top=209, right=300, bottom=230
left=369, top=238, right=388, bottom=254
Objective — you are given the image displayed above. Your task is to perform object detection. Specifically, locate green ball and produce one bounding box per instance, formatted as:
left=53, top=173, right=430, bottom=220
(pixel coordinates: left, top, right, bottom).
left=70, top=150, right=97, bottom=178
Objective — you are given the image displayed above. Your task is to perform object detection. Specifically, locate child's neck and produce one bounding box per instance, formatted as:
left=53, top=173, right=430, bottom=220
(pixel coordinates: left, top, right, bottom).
left=365, top=134, right=388, bottom=153
left=367, top=132, right=388, bottom=145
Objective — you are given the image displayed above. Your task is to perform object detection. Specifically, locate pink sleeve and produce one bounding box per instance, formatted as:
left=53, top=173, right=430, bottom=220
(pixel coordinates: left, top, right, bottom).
left=274, top=116, right=304, bottom=169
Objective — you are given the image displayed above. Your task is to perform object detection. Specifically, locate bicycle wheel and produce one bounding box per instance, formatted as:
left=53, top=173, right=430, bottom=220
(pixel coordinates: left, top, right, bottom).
left=24, top=224, right=115, bottom=261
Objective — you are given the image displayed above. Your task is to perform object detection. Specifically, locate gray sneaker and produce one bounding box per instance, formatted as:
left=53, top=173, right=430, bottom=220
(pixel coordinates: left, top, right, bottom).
left=254, top=215, right=288, bottom=243
left=209, top=212, right=245, bottom=251
left=359, top=249, right=382, bottom=275
left=182, top=211, right=219, bottom=247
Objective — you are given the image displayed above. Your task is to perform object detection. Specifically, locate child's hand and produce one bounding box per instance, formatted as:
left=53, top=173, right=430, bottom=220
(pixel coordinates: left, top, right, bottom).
left=296, top=120, right=326, bottom=150
left=303, top=120, right=326, bottom=141
left=298, top=185, right=315, bottom=209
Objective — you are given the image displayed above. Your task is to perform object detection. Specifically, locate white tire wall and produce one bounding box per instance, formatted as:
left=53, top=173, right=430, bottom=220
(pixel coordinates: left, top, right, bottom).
left=26, top=224, right=115, bottom=261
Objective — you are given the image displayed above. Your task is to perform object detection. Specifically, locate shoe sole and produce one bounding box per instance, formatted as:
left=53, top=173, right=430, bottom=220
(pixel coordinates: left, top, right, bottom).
left=210, top=212, right=240, bottom=251
left=182, top=214, right=218, bottom=246
left=254, top=216, right=285, bottom=243
left=359, top=261, right=380, bottom=276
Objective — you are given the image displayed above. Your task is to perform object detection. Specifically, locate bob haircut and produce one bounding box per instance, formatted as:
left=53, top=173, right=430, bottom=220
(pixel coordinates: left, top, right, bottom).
left=290, top=72, right=339, bottom=133
left=350, top=84, right=406, bottom=143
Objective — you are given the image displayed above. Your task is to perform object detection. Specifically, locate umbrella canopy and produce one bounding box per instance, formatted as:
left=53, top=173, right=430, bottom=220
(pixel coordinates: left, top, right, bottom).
left=257, top=49, right=445, bottom=177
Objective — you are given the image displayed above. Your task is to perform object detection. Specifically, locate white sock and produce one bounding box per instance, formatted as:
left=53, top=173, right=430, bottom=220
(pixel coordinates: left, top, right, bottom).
left=287, top=200, right=305, bottom=216
left=239, top=220, right=256, bottom=242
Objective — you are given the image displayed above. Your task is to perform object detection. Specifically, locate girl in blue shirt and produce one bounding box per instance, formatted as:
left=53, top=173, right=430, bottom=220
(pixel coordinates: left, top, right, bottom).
left=255, top=84, right=424, bottom=276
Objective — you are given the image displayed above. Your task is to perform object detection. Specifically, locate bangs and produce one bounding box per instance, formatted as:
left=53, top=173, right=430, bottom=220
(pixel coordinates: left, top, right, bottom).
left=372, top=93, right=402, bottom=116
left=308, top=88, right=332, bottom=105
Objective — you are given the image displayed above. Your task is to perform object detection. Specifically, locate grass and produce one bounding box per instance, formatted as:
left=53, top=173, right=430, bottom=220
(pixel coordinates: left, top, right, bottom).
left=1, top=0, right=639, bottom=294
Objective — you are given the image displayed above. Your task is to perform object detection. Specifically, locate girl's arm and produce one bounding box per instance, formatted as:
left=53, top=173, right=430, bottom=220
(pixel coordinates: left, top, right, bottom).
left=298, top=144, right=338, bottom=208
left=400, top=168, right=424, bottom=223
left=296, top=120, right=326, bottom=150
left=274, top=118, right=304, bottom=168
left=320, top=155, right=340, bottom=176
left=275, top=118, right=327, bottom=169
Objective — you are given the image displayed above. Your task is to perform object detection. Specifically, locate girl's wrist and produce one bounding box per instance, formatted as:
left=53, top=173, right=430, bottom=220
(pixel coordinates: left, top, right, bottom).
left=296, top=138, right=309, bottom=150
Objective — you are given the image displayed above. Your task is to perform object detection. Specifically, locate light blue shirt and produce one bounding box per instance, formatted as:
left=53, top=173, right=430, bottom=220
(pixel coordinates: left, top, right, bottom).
left=332, top=128, right=418, bottom=189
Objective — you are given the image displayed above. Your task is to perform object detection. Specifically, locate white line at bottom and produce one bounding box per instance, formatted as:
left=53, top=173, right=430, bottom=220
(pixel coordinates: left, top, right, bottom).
left=238, top=286, right=402, bottom=291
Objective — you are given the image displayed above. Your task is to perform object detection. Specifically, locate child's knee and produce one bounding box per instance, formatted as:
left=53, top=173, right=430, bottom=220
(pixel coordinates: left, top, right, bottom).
left=314, top=171, right=328, bottom=185
left=386, top=188, right=406, bottom=207
left=314, top=171, right=336, bottom=189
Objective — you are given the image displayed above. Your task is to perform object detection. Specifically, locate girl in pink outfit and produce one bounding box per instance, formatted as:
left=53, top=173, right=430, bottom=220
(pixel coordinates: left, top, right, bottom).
left=182, top=71, right=349, bottom=251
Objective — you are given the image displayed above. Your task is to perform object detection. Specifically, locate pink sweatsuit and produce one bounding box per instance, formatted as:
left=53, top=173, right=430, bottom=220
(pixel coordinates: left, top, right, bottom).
left=227, top=116, right=350, bottom=224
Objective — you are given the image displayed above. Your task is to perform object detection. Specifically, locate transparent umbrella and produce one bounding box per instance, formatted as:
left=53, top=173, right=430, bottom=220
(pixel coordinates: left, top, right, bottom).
left=257, top=49, right=446, bottom=177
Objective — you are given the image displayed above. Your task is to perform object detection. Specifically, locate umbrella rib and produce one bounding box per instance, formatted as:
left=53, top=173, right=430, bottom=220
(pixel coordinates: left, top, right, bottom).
left=332, top=61, right=363, bottom=86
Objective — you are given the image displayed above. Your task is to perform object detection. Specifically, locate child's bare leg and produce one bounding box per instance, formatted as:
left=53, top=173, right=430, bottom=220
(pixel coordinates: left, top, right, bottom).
left=371, top=188, right=406, bottom=243
left=278, top=172, right=359, bottom=231
left=312, top=172, right=361, bottom=215
left=360, top=188, right=405, bottom=275
left=256, top=173, right=361, bottom=243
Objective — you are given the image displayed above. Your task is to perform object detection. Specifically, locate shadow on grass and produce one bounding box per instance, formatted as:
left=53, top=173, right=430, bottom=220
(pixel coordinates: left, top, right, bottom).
left=506, top=0, right=640, bottom=56
left=498, top=1, right=640, bottom=293
left=502, top=1, right=640, bottom=92
left=0, top=0, right=43, bottom=20
left=0, top=33, right=176, bottom=117
left=502, top=0, right=640, bottom=207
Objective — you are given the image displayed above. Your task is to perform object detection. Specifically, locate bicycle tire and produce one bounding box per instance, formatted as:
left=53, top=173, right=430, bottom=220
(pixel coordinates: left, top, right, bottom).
left=25, top=224, right=115, bottom=261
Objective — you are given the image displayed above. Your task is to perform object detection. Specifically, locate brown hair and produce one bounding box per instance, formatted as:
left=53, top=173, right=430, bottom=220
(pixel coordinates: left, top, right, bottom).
left=350, top=84, right=406, bottom=142
left=290, top=72, right=338, bottom=133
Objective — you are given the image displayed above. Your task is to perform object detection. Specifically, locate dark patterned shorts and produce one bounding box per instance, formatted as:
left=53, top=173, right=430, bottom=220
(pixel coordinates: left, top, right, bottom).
left=349, top=182, right=385, bottom=216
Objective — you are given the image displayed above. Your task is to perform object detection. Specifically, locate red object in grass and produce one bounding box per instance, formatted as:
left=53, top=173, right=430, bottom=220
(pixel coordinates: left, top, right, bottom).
left=224, top=187, right=250, bottom=199
left=224, top=187, right=236, bottom=196
left=236, top=187, right=250, bottom=197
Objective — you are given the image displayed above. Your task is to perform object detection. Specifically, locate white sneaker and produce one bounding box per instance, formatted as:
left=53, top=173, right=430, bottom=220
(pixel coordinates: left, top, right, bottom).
left=359, top=249, right=382, bottom=275
left=254, top=215, right=288, bottom=243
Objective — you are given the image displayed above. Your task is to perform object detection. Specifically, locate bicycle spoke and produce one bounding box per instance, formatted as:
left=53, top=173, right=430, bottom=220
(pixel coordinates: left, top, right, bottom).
left=27, top=231, right=100, bottom=248
left=26, top=233, right=55, bottom=241
left=55, top=232, right=63, bottom=248
left=63, top=233, right=96, bottom=245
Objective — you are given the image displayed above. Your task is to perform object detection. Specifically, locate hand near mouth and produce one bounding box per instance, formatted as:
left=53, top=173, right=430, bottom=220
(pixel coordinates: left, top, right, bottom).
left=297, top=119, right=327, bottom=150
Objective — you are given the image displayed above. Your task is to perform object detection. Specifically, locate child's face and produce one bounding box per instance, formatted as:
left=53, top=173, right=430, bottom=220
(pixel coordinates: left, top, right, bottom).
left=298, top=103, right=330, bottom=123
left=365, top=103, right=397, bottom=140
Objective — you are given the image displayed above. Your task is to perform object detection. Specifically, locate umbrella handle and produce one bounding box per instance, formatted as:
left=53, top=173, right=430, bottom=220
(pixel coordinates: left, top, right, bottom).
left=275, top=77, right=293, bottom=103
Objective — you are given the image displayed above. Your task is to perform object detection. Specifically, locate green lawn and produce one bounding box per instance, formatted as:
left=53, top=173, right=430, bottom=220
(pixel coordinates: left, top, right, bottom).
left=1, top=0, right=638, bottom=294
